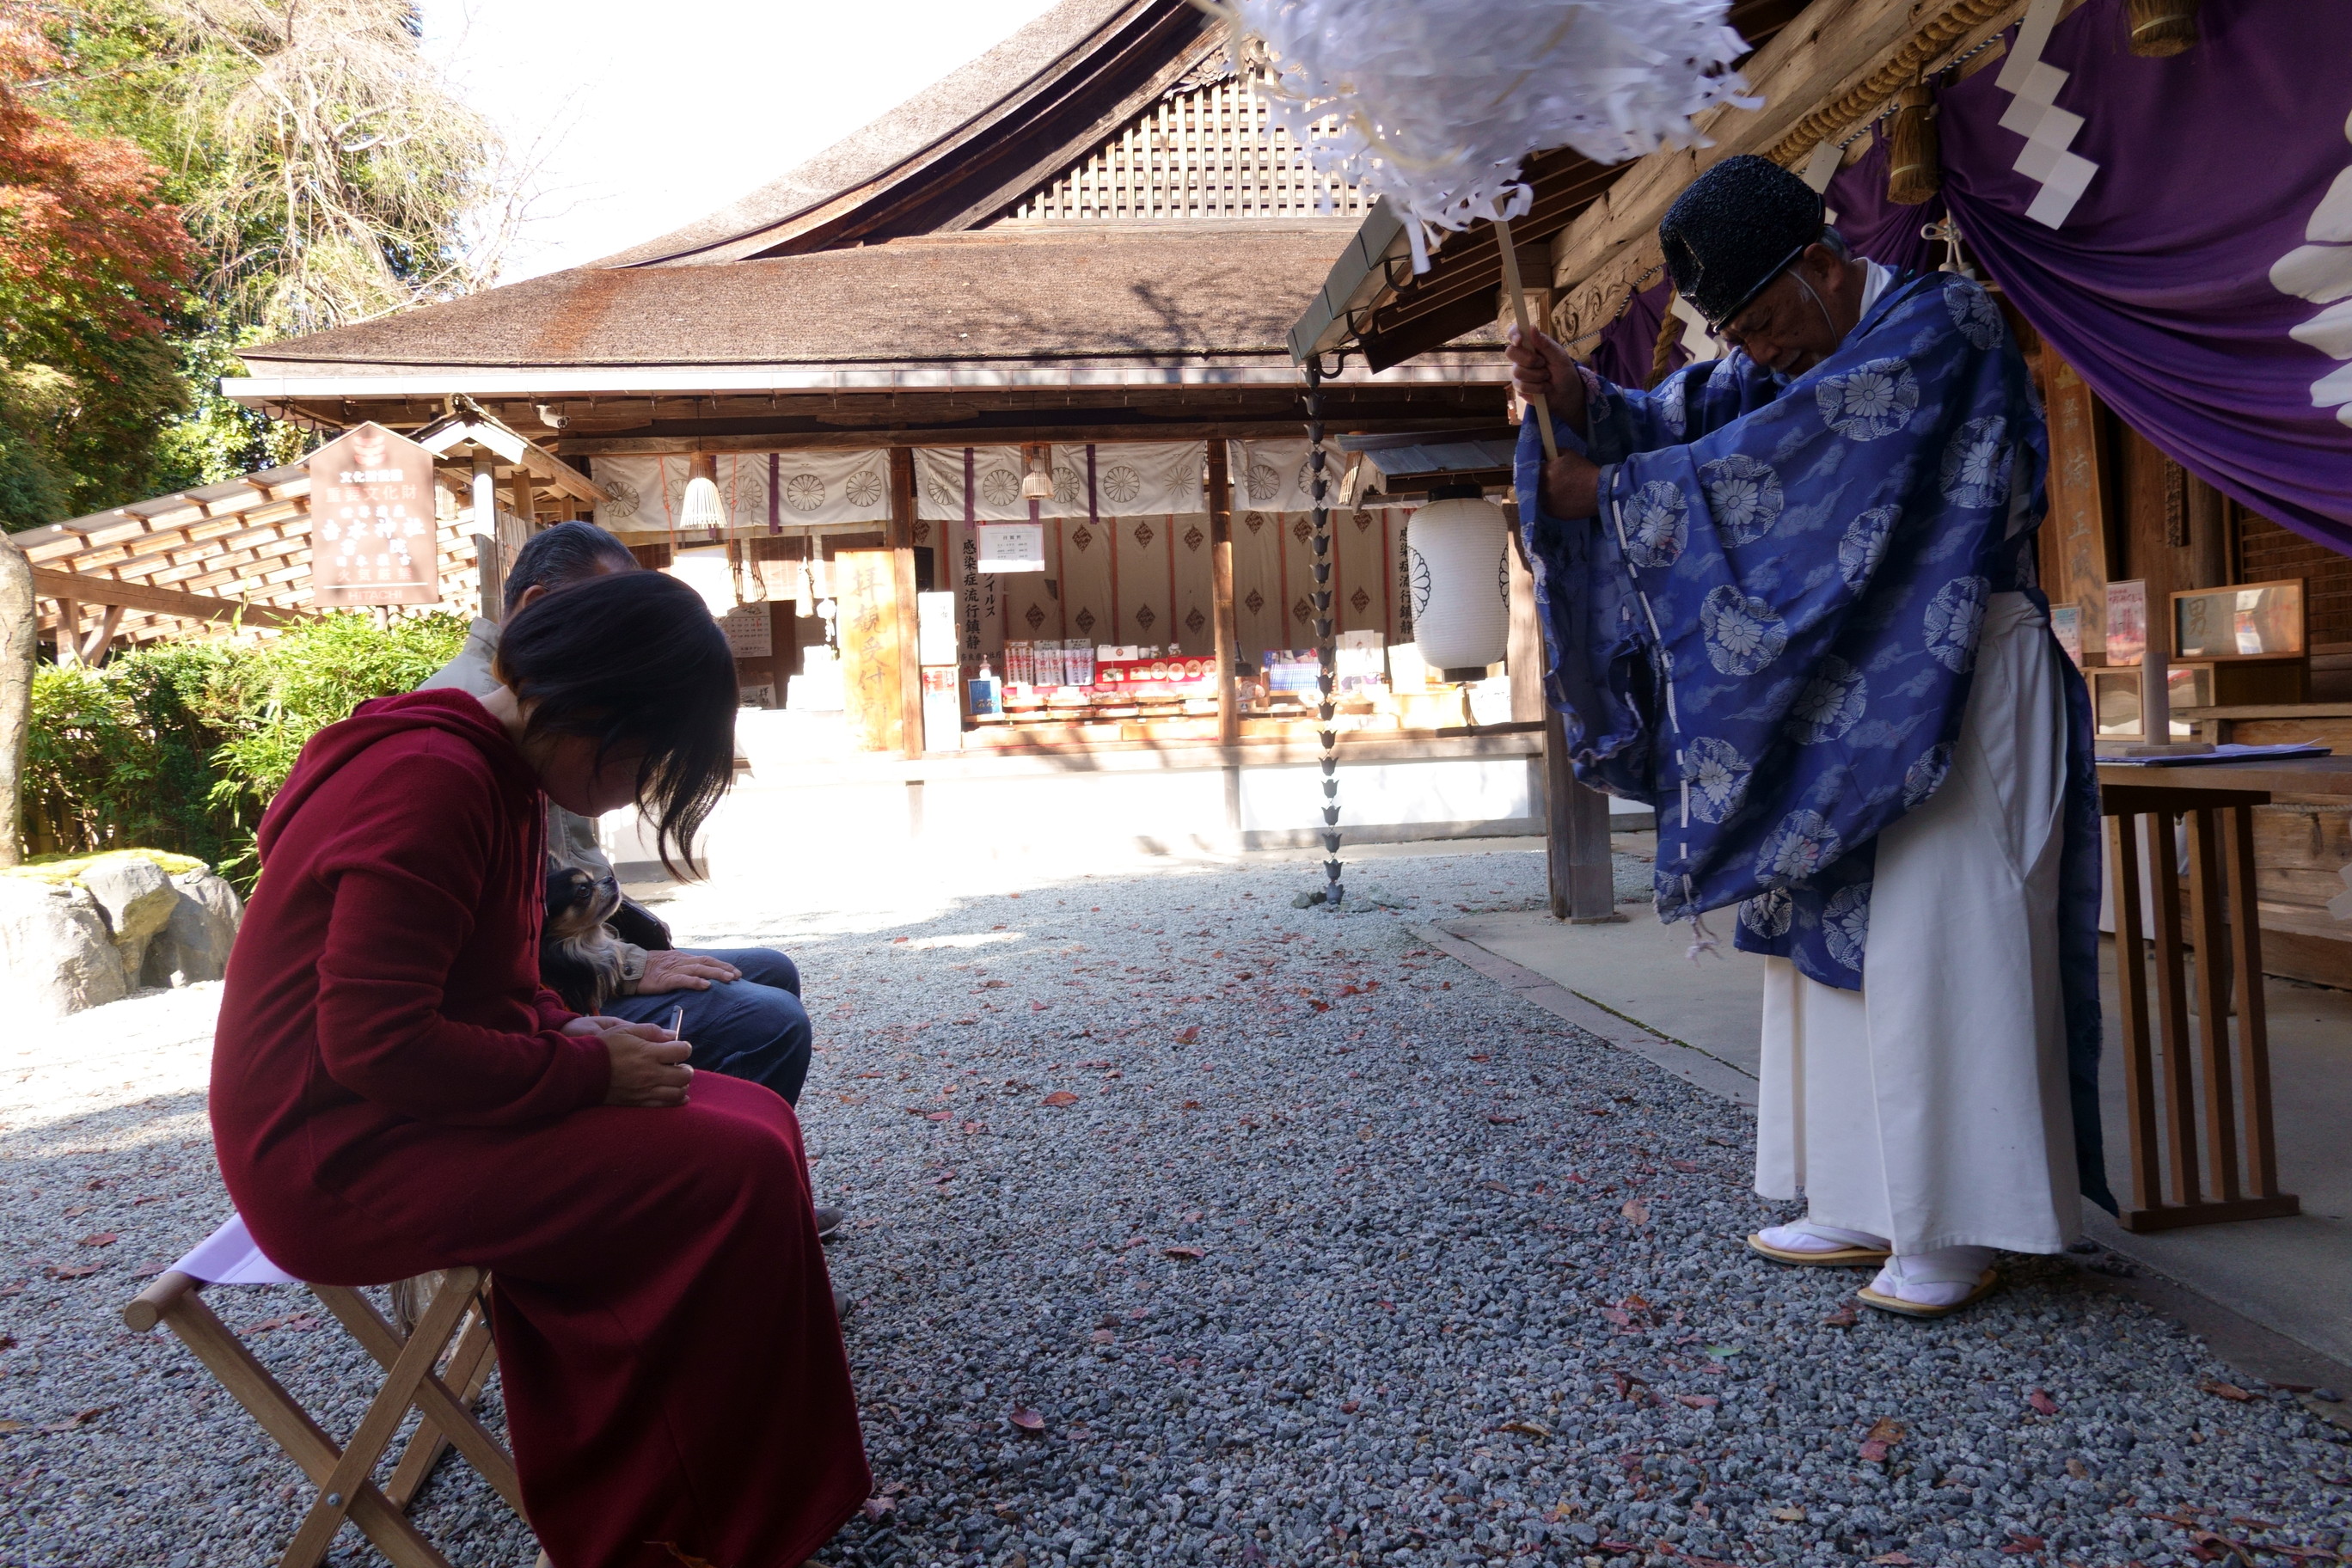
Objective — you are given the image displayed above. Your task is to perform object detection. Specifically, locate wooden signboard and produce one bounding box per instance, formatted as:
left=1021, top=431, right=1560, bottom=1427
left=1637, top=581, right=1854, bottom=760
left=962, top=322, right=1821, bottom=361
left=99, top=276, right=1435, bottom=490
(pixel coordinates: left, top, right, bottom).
left=2040, top=358, right=2111, bottom=658
left=836, top=549, right=905, bottom=753
left=307, top=423, right=441, bottom=606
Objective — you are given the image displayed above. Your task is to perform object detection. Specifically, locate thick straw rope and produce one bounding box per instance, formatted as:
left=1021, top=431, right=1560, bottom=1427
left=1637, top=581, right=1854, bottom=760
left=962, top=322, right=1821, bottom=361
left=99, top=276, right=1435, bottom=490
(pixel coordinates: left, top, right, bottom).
left=1763, top=0, right=2016, bottom=168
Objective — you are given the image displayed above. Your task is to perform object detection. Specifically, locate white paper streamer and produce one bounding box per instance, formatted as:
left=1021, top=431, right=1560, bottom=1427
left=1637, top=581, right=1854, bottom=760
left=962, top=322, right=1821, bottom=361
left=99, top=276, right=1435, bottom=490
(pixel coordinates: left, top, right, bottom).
left=1208, top=0, right=1755, bottom=269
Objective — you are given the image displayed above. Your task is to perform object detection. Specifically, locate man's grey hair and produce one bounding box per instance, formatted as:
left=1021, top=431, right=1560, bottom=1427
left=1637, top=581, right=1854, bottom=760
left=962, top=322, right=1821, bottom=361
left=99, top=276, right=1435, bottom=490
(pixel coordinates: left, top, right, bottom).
left=502, top=520, right=640, bottom=613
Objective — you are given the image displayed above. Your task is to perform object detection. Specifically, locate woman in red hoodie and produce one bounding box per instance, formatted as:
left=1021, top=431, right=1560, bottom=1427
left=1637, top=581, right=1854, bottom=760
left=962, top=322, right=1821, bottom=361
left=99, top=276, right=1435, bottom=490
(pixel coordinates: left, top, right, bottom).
left=211, top=570, right=868, bottom=1567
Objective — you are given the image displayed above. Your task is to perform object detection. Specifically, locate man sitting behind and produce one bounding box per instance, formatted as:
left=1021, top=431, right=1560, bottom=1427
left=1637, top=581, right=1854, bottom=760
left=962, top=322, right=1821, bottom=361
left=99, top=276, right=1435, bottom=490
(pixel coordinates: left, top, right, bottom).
left=420, top=523, right=819, bottom=1110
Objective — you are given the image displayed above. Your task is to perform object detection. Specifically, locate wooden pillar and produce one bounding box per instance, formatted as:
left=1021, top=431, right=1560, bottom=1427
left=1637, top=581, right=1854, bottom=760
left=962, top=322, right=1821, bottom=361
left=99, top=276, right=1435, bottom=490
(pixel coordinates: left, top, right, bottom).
left=53, top=594, right=80, bottom=666
left=1544, top=708, right=1620, bottom=922
left=509, top=469, right=537, bottom=535
left=471, top=455, right=501, bottom=617
left=887, top=449, right=925, bottom=758
left=1206, top=438, right=1240, bottom=748
left=2186, top=473, right=2229, bottom=590
left=0, top=538, right=34, bottom=867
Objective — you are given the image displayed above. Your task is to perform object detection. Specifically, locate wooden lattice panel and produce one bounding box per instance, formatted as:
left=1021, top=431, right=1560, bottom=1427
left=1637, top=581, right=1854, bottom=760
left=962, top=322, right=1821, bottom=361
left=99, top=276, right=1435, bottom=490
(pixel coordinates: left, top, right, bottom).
left=1004, top=74, right=1368, bottom=224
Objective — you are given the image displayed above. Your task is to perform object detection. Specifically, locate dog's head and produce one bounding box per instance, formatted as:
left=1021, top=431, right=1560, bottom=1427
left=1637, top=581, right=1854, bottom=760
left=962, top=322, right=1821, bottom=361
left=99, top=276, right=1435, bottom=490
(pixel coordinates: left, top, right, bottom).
left=544, top=865, right=622, bottom=944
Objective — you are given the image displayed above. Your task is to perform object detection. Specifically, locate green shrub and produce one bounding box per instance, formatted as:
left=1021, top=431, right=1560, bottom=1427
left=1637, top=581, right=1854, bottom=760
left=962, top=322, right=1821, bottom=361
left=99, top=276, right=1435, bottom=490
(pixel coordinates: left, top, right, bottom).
left=23, top=610, right=469, bottom=882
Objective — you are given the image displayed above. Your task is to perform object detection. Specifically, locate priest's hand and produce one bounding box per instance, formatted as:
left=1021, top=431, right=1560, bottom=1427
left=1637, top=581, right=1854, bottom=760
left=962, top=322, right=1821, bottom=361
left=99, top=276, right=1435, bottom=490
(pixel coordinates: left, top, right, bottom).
left=1540, top=450, right=1602, bottom=520
left=597, top=1023, right=694, bottom=1108
left=1504, top=323, right=1589, bottom=432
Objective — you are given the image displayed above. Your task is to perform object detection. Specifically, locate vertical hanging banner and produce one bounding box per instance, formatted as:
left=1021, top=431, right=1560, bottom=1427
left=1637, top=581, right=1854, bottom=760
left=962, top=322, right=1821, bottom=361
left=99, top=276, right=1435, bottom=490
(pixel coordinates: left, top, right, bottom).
left=307, top=423, right=441, bottom=606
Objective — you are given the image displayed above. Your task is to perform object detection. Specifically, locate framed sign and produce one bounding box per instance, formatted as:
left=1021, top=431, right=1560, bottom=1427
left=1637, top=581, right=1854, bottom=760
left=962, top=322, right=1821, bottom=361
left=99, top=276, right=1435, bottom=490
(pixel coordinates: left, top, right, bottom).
left=975, top=522, right=1046, bottom=573
left=2104, top=579, right=2147, bottom=669
left=307, top=423, right=441, bottom=606
left=2171, top=579, right=2306, bottom=660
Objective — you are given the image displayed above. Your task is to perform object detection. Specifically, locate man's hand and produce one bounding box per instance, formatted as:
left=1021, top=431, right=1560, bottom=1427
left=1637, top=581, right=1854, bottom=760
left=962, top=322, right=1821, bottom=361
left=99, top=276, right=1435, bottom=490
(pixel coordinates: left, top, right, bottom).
left=1504, top=324, right=1589, bottom=432
left=634, top=950, right=741, bottom=994
left=1540, top=451, right=1603, bottom=520
left=597, top=1023, right=693, bottom=1108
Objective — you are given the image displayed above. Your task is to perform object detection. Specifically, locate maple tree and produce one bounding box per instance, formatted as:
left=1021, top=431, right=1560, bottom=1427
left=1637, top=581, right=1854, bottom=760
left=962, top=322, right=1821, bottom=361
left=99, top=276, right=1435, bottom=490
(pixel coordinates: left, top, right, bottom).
left=0, top=4, right=194, bottom=526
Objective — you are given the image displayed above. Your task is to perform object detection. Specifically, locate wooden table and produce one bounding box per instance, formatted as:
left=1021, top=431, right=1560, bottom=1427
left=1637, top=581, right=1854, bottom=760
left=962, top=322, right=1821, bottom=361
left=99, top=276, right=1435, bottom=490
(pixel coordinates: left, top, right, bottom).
left=2094, top=756, right=2347, bottom=1231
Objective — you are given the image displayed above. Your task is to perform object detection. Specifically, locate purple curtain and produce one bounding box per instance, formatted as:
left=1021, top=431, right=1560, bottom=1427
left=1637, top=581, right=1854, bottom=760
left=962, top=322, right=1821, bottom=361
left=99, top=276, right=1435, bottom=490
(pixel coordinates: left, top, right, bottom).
left=1585, top=279, right=1679, bottom=388
left=1825, top=132, right=1945, bottom=276
left=1936, top=0, right=2352, bottom=554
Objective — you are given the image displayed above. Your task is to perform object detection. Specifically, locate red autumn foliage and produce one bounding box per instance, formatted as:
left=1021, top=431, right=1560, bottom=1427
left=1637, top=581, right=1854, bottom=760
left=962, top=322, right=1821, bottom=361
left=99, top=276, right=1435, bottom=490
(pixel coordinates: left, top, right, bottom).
left=0, top=8, right=192, bottom=340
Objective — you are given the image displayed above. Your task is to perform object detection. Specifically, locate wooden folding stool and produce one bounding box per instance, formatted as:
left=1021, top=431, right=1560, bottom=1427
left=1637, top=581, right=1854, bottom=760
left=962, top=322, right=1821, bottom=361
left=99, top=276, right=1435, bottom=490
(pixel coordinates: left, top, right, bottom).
left=123, top=1216, right=527, bottom=1568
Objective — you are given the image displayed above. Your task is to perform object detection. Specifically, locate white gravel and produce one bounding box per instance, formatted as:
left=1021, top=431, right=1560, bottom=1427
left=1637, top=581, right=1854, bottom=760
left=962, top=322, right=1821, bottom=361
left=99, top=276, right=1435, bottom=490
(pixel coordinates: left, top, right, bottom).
left=3, top=842, right=2346, bottom=1568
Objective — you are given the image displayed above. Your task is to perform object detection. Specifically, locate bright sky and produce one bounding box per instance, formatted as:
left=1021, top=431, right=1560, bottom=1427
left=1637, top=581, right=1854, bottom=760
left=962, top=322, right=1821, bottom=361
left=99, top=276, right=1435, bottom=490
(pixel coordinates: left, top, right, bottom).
left=418, top=0, right=1066, bottom=282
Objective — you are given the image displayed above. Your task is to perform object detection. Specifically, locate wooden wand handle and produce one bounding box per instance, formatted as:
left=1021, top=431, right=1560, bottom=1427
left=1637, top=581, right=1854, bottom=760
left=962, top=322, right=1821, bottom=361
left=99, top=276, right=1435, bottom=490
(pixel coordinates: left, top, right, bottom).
left=1494, top=216, right=1562, bottom=463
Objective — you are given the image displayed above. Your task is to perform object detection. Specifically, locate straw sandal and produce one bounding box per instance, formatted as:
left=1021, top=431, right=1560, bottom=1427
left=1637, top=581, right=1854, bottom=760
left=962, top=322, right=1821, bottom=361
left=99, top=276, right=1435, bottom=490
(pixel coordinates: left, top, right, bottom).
left=1859, top=1267, right=2001, bottom=1319
left=1746, top=1223, right=1892, bottom=1269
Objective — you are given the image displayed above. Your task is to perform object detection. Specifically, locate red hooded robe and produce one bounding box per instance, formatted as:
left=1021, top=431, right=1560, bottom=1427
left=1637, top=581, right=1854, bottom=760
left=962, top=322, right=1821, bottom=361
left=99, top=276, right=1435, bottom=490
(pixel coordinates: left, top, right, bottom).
left=211, top=689, right=868, bottom=1567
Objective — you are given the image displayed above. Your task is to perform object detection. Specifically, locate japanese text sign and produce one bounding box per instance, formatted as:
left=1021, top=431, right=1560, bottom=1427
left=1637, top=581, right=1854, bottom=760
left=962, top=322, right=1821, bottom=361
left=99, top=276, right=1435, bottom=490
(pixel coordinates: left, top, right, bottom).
left=307, top=423, right=441, bottom=607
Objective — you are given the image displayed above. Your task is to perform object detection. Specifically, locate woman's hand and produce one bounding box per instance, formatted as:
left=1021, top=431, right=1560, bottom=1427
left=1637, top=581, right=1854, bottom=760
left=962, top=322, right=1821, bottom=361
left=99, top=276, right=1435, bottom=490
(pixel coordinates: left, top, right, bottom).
left=592, top=1020, right=693, bottom=1108
left=632, top=951, right=741, bottom=994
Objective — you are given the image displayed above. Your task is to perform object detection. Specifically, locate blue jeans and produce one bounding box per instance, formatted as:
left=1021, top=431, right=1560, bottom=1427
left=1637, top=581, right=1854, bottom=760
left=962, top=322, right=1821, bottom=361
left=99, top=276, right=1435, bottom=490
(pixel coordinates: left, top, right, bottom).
left=604, top=948, right=812, bottom=1106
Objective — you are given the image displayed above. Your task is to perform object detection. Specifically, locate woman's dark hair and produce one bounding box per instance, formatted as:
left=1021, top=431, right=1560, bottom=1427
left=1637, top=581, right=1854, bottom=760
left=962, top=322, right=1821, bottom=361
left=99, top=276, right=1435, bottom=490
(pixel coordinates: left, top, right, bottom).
left=493, top=571, right=737, bottom=879
left=502, top=520, right=639, bottom=614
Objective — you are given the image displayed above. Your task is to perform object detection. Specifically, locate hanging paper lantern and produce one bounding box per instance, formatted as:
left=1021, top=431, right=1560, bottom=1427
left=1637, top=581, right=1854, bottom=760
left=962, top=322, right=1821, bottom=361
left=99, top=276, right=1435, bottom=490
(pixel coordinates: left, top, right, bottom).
left=1407, top=498, right=1510, bottom=678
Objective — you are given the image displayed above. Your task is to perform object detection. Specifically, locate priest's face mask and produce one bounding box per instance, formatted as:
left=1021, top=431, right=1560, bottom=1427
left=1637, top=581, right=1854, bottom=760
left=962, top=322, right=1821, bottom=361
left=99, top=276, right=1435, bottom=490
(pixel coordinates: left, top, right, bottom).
left=1716, top=246, right=1854, bottom=378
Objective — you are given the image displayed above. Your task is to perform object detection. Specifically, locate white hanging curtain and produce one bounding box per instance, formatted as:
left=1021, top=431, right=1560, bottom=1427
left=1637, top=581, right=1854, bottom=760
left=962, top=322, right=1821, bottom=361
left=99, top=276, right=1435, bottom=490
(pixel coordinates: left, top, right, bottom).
left=914, top=443, right=1206, bottom=521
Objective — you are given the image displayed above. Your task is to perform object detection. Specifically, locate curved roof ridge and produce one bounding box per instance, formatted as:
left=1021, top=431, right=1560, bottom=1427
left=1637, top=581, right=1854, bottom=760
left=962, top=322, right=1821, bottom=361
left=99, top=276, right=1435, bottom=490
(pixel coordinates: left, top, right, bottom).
left=592, top=0, right=1152, bottom=269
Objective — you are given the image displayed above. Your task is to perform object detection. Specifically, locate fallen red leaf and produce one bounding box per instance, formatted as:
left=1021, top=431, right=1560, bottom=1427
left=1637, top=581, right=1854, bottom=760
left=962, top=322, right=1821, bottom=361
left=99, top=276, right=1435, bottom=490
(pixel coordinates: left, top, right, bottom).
left=1620, top=1198, right=1651, bottom=1224
left=1041, top=1091, right=1080, bottom=1107
left=1822, top=1303, right=1859, bottom=1327
left=860, top=1497, right=897, bottom=1522
left=2199, top=1380, right=2253, bottom=1402
left=1089, top=1329, right=1115, bottom=1344
left=1174, top=1026, right=1199, bottom=1044
left=44, top=1265, right=98, bottom=1280
left=76, top=1234, right=116, bottom=1247
left=1163, top=1246, right=1204, bottom=1261
left=1487, top=1114, right=1522, bottom=1124
left=1008, top=1406, right=1045, bottom=1432
left=925, top=1111, right=953, bottom=1122
left=39, top=1406, right=106, bottom=1433
left=1600, top=1308, right=1632, bottom=1327
left=1180, top=1099, right=1202, bottom=1110
left=2029, top=1388, right=2059, bottom=1415
left=1675, top=1393, right=1718, bottom=1410
left=1869, top=1554, right=1920, bottom=1565
left=1669, top=1160, right=1703, bottom=1173
left=2000, top=1534, right=2047, bottom=1554
left=1859, top=1440, right=1890, bottom=1463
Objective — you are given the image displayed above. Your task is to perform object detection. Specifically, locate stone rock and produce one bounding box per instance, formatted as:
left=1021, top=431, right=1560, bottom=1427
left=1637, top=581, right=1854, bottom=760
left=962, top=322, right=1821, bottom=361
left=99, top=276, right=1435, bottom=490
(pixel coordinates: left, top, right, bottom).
left=0, top=879, right=130, bottom=1017
left=141, top=870, right=244, bottom=987
left=79, top=854, right=178, bottom=977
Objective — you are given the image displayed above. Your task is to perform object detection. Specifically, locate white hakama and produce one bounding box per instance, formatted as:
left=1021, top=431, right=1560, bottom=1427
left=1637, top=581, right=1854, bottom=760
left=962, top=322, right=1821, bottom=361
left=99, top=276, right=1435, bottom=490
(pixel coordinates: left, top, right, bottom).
left=1755, top=592, right=2081, bottom=1256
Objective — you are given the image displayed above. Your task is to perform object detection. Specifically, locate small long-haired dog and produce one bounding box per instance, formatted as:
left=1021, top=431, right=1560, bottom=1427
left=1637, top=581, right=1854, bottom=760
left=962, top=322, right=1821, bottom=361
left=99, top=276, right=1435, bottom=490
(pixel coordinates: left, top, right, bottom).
left=542, top=864, right=628, bottom=1016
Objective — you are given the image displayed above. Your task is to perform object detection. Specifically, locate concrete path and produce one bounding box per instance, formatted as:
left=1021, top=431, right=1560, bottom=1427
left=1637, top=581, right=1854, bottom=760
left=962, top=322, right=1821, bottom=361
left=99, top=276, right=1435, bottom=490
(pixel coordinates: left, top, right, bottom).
left=1432, top=904, right=2352, bottom=1377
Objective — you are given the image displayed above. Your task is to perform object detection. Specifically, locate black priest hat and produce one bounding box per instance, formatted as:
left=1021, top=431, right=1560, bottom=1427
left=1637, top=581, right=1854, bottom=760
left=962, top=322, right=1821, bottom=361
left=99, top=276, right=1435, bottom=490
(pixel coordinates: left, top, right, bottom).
left=1658, top=155, right=1828, bottom=331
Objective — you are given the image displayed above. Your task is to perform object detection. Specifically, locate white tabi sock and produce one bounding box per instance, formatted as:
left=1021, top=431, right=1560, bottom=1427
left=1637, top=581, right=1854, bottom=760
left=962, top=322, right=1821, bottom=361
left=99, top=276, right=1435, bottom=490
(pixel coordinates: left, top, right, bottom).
left=1869, top=1246, right=1997, bottom=1306
left=1757, top=1220, right=1890, bottom=1254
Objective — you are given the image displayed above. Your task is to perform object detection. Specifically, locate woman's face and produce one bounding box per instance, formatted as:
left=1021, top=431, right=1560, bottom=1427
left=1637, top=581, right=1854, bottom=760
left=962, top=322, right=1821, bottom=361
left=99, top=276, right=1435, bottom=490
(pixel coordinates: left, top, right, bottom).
left=534, top=731, right=646, bottom=818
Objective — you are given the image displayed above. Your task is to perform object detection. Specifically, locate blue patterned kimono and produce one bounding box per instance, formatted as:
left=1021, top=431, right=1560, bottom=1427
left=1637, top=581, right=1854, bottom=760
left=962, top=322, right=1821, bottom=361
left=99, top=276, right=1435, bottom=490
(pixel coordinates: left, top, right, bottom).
left=1516, top=271, right=2111, bottom=1210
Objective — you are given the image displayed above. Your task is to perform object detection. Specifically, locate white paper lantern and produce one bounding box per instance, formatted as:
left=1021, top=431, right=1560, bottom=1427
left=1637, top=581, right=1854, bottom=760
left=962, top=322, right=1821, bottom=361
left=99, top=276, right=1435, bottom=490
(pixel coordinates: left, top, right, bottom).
left=1407, top=498, right=1510, bottom=677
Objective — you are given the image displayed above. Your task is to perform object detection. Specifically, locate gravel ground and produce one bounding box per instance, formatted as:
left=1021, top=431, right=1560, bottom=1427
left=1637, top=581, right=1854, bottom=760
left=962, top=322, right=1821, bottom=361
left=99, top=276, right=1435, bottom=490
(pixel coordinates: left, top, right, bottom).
left=3, top=842, right=2347, bottom=1568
